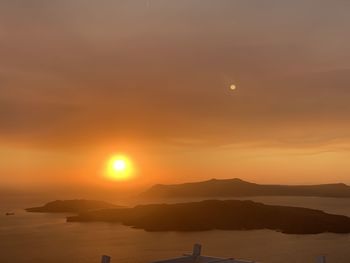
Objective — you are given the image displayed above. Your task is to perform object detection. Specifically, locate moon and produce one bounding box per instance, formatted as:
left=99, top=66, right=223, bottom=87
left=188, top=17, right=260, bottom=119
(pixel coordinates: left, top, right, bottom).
left=230, top=84, right=237, bottom=91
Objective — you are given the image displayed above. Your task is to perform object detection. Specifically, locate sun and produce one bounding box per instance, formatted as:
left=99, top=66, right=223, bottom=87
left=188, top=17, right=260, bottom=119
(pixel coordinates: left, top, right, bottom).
left=105, top=155, right=134, bottom=181
left=113, top=160, right=126, bottom=171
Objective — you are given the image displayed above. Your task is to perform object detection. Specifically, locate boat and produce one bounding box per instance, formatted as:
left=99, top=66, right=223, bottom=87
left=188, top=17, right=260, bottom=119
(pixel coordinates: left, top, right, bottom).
left=5, top=212, right=15, bottom=216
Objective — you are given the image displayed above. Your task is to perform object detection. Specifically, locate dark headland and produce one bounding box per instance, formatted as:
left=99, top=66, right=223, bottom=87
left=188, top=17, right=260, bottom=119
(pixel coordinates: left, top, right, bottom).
left=67, top=199, right=350, bottom=234
left=26, top=199, right=118, bottom=213
left=140, top=178, right=350, bottom=199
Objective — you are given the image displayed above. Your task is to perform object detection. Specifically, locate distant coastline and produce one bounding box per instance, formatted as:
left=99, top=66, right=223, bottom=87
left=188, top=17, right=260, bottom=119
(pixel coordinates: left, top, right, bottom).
left=140, top=178, right=350, bottom=199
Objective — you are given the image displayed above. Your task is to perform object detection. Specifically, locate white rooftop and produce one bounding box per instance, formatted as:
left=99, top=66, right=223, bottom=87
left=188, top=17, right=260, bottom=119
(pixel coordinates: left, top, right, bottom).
left=152, top=244, right=258, bottom=263
left=101, top=244, right=327, bottom=263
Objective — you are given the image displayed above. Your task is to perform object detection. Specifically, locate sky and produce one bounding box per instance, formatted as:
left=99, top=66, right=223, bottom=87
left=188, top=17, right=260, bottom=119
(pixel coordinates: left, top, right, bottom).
left=1, top=0, right=350, bottom=195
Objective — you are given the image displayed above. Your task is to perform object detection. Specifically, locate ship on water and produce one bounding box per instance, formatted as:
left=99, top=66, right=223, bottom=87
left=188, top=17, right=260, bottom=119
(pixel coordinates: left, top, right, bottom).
left=5, top=212, right=15, bottom=216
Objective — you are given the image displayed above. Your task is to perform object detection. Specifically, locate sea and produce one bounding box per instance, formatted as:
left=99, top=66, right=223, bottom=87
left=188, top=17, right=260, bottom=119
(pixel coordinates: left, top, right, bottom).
left=1, top=196, right=350, bottom=263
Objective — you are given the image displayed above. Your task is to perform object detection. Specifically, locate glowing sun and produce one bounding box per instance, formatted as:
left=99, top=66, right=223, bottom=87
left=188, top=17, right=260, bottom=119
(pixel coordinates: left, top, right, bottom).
left=105, top=155, right=134, bottom=181
left=113, top=160, right=126, bottom=171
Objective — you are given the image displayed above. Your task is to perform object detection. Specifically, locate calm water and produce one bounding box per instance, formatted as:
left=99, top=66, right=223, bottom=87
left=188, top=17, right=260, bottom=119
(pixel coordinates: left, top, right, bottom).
left=2, top=196, right=350, bottom=263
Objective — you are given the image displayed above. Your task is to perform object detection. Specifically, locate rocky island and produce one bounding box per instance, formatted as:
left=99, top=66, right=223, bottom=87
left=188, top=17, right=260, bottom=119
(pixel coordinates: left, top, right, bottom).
left=140, top=178, right=350, bottom=199
left=67, top=199, right=350, bottom=234
left=26, top=199, right=118, bottom=213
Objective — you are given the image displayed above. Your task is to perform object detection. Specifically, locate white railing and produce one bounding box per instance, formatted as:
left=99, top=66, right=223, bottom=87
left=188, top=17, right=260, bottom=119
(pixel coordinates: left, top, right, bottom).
left=100, top=244, right=327, bottom=263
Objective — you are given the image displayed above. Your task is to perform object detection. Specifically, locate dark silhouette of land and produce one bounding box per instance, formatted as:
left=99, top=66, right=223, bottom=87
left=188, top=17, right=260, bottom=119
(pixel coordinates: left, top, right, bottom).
left=67, top=199, right=350, bottom=234
left=26, top=200, right=118, bottom=213
left=140, top=178, right=350, bottom=199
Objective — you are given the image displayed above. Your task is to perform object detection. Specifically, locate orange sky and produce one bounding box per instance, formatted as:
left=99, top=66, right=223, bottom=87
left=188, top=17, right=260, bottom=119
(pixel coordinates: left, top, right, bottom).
left=1, top=1, right=350, bottom=194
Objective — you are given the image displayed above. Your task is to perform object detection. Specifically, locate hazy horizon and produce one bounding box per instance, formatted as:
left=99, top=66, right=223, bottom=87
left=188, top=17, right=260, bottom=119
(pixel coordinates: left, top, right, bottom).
left=2, top=0, right=350, bottom=195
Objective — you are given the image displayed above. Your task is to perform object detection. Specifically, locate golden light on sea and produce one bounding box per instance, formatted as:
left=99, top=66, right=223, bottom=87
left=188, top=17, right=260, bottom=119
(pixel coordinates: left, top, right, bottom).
left=105, top=154, right=134, bottom=181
